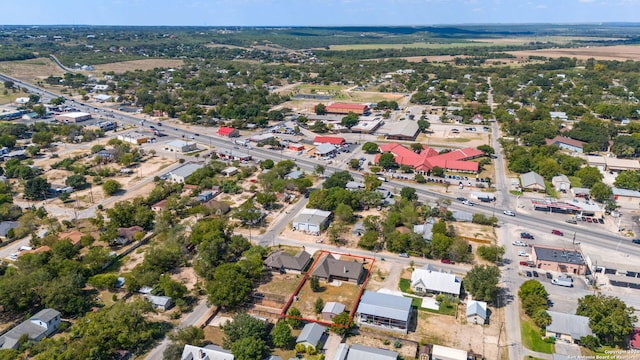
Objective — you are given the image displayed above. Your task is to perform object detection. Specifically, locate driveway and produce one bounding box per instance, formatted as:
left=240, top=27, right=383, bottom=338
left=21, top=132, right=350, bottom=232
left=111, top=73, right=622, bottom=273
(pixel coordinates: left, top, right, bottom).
left=555, top=341, right=582, bottom=357
left=323, top=333, right=343, bottom=360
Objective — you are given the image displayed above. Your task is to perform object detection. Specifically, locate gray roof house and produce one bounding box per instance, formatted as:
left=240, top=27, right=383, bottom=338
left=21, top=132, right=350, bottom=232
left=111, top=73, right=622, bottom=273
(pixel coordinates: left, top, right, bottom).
left=311, top=253, right=366, bottom=284
left=451, top=210, right=473, bottom=222
left=285, top=170, right=304, bottom=180
left=520, top=171, right=546, bottom=191
left=146, top=294, right=173, bottom=311
left=0, top=221, right=19, bottom=238
left=292, top=208, right=332, bottom=234
left=466, top=300, right=488, bottom=324
left=296, top=322, right=326, bottom=350
left=167, top=163, right=203, bottom=183
left=552, top=175, right=571, bottom=192
left=322, top=302, right=346, bottom=321
left=264, top=250, right=312, bottom=273
left=545, top=311, right=593, bottom=344
left=0, top=308, right=61, bottom=350
left=352, top=221, right=366, bottom=236
left=356, top=290, right=412, bottom=334
left=181, top=344, right=234, bottom=360
left=413, top=222, right=434, bottom=241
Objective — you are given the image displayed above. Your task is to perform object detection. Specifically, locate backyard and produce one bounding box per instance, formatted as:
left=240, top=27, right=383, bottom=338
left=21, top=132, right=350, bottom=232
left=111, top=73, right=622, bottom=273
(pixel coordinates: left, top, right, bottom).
left=294, top=278, right=362, bottom=321
left=520, top=317, right=554, bottom=354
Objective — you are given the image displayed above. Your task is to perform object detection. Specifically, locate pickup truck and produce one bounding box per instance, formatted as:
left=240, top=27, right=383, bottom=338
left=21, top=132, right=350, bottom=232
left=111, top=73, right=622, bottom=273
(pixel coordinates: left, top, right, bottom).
left=551, top=276, right=573, bottom=287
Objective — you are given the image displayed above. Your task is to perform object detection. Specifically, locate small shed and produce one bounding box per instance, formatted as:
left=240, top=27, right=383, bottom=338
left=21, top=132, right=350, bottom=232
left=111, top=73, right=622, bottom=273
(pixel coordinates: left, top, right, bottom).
left=352, top=221, right=366, bottom=236
left=222, top=167, right=239, bottom=177
left=466, top=300, right=488, bottom=324
left=145, top=295, right=173, bottom=311
left=322, top=302, right=345, bottom=321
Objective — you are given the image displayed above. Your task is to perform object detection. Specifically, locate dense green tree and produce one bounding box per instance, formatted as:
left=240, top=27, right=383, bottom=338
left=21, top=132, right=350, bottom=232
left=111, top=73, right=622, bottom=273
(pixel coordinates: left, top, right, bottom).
left=330, top=312, right=352, bottom=335
left=590, top=181, right=613, bottom=203
left=431, top=166, right=445, bottom=177
left=463, top=265, right=501, bottom=303
left=575, top=166, right=603, bottom=188
left=102, top=179, right=122, bottom=196
left=532, top=309, right=552, bottom=328
left=87, top=273, right=119, bottom=290
left=476, top=144, right=495, bottom=156
left=260, top=159, right=274, bottom=170
left=231, top=337, right=269, bottom=360
left=272, top=320, right=293, bottom=349
left=170, top=326, right=205, bottom=346
left=362, top=142, right=379, bottom=154
left=613, top=170, right=640, bottom=190
left=206, top=263, right=253, bottom=309
left=314, top=103, right=327, bottom=115
left=431, top=233, right=453, bottom=259
left=334, top=203, right=354, bottom=223
left=400, top=186, right=418, bottom=201
left=358, top=230, right=378, bottom=250
left=287, top=307, right=302, bottom=328
left=577, top=294, right=637, bottom=346
left=310, top=275, right=321, bottom=292
left=65, top=174, right=88, bottom=189
left=323, top=171, right=353, bottom=189
left=222, top=313, right=270, bottom=348
left=378, top=153, right=396, bottom=169
left=477, top=245, right=505, bottom=262
left=24, top=177, right=50, bottom=200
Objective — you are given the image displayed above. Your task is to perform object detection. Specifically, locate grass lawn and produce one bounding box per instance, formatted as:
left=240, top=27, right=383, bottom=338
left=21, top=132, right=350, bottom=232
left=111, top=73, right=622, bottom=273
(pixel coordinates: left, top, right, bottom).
left=520, top=318, right=554, bottom=354
left=329, top=42, right=494, bottom=51
left=420, top=301, right=457, bottom=316
left=296, top=84, right=345, bottom=92
left=399, top=278, right=411, bottom=293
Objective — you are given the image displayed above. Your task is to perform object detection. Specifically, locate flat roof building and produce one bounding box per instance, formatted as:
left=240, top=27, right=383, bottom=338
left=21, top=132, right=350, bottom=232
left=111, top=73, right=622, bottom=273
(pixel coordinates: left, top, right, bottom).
left=293, top=208, right=332, bottom=234
left=117, top=132, right=149, bottom=145
left=164, top=140, right=197, bottom=153
left=166, top=163, right=203, bottom=183
left=384, top=120, right=420, bottom=141
left=531, top=246, right=587, bottom=275
left=356, top=290, right=412, bottom=334
left=56, top=112, right=91, bottom=123
left=325, top=103, right=369, bottom=115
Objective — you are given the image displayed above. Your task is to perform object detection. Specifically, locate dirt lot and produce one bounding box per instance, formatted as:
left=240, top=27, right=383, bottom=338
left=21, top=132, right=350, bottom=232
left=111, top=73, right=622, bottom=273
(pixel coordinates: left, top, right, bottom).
left=0, top=57, right=65, bottom=81
left=90, top=59, right=185, bottom=73
left=508, top=45, right=640, bottom=61
left=295, top=277, right=362, bottom=320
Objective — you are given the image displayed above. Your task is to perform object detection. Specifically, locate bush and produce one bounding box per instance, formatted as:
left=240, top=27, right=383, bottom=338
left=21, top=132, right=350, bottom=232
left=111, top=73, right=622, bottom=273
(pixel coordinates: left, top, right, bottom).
left=394, top=340, right=402, bottom=348
left=295, top=343, right=306, bottom=353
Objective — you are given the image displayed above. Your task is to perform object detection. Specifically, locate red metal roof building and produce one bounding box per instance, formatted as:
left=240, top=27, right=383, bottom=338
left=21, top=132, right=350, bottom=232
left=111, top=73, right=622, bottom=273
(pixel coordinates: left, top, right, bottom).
left=313, top=136, right=346, bottom=146
left=374, top=143, right=481, bottom=173
left=631, top=328, right=640, bottom=350
left=216, top=127, right=239, bottom=137
left=325, top=103, right=369, bottom=115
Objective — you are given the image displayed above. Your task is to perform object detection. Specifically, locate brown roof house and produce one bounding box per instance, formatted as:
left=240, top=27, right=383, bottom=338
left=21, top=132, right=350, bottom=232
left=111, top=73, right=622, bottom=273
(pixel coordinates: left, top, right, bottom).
left=204, top=199, right=231, bottom=215
left=264, top=250, right=312, bottom=274
left=311, top=253, right=366, bottom=284
left=58, top=230, right=84, bottom=246
left=114, top=226, right=144, bottom=246
left=151, top=199, right=168, bottom=212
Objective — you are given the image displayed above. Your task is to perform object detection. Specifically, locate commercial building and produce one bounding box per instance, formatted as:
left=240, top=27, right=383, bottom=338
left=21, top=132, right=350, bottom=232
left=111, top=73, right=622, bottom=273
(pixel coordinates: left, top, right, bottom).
left=56, top=112, right=92, bottom=123
left=117, top=132, right=149, bottom=145
left=384, top=120, right=420, bottom=141
left=292, top=208, right=332, bottom=234
left=355, top=290, right=412, bottom=334
left=181, top=344, right=234, bottom=360
left=313, top=136, right=346, bottom=146
left=164, top=140, right=197, bottom=153
left=166, top=163, right=203, bottom=183
left=325, top=103, right=369, bottom=115
left=216, top=127, right=239, bottom=137
left=531, top=246, right=587, bottom=275
left=375, top=143, right=481, bottom=174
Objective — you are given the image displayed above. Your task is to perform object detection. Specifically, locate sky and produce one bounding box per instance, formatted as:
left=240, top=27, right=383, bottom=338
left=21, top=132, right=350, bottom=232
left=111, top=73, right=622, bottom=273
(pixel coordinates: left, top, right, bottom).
left=1, top=0, right=640, bottom=26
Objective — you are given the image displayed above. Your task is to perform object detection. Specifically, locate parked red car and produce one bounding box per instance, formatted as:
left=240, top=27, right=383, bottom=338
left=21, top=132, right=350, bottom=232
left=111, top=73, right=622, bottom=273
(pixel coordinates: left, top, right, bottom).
left=440, top=259, right=453, bottom=264
left=551, top=229, right=564, bottom=236
left=519, top=261, right=529, bottom=266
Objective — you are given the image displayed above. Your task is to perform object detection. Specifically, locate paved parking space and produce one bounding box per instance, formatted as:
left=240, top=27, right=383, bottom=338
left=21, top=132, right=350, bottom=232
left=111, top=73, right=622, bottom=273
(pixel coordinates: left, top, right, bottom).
left=554, top=342, right=582, bottom=357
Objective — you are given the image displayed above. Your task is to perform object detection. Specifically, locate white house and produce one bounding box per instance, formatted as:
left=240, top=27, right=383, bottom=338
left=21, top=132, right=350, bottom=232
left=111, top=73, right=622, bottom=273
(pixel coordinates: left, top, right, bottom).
left=410, top=265, right=462, bottom=296
left=166, top=163, right=203, bottom=183
left=181, top=344, right=234, bottom=360
left=0, top=309, right=61, bottom=349
left=292, top=208, right=332, bottom=234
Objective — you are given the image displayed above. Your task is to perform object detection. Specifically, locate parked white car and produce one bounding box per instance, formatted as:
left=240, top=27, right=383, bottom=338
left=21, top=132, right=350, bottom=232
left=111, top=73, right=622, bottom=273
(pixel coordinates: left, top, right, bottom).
left=503, top=210, right=516, bottom=216
left=518, top=250, right=528, bottom=257
left=512, top=241, right=528, bottom=247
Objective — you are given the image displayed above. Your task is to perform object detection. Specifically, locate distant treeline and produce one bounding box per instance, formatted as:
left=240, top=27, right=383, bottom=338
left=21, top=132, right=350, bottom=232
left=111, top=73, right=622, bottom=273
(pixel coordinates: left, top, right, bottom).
left=0, top=46, right=36, bottom=61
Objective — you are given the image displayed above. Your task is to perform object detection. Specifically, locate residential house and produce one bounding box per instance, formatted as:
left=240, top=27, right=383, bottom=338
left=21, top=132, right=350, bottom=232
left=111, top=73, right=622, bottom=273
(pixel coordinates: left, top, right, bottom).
left=545, top=311, right=593, bottom=344
left=413, top=222, right=434, bottom=241
left=545, top=136, right=586, bottom=153
left=630, top=328, right=640, bottom=350
left=451, top=210, right=473, bottom=222
left=311, top=253, right=366, bottom=284
left=198, top=190, right=214, bottom=202
left=181, top=344, right=234, bottom=360
left=296, top=323, right=326, bottom=350
left=151, top=199, right=168, bottom=212
left=0, top=221, right=19, bottom=238
left=285, top=170, right=304, bottom=180
left=410, top=264, right=462, bottom=297
left=322, top=302, right=345, bottom=321
left=264, top=250, right=312, bottom=274
left=520, top=171, right=546, bottom=191
left=549, top=112, right=568, bottom=121
left=552, top=175, right=571, bottom=193
left=431, top=345, right=468, bottom=360
left=114, top=226, right=144, bottom=246
left=167, top=163, right=203, bottom=183
left=203, top=199, right=231, bottom=215
left=57, top=230, right=84, bottom=246
left=0, top=309, right=61, bottom=350
left=146, top=294, right=173, bottom=311
left=216, top=127, right=239, bottom=137
left=466, top=300, right=488, bottom=324
left=470, top=114, right=484, bottom=124
left=355, top=290, right=412, bottom=334
left=352, top=221, right=366, bottom=236
left=292, top=208, right=332, bottom=234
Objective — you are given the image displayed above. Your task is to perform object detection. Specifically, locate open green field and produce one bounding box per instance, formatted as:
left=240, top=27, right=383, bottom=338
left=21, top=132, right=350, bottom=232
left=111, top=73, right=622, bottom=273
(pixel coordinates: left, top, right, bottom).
left=296, top=84, right=346, bottom=92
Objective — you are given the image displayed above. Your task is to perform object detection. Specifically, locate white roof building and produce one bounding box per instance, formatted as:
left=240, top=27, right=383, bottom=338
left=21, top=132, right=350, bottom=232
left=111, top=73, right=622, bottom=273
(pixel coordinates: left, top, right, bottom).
left=181, top=344, right=234, bottom=360
left=410, top=264, right=462, bottom=296
left=432, top=345, right=468, bottom=360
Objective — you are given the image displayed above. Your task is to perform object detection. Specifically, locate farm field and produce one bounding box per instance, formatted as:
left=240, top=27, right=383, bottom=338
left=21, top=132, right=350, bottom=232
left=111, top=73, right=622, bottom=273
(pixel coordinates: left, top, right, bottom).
left=329, top=42, right=497, bottom=51
left=508, top=45, right=640, bottom=61
left=0, top=57, right=65, bottom=81
left=91, top=59, right=185, bottom=73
